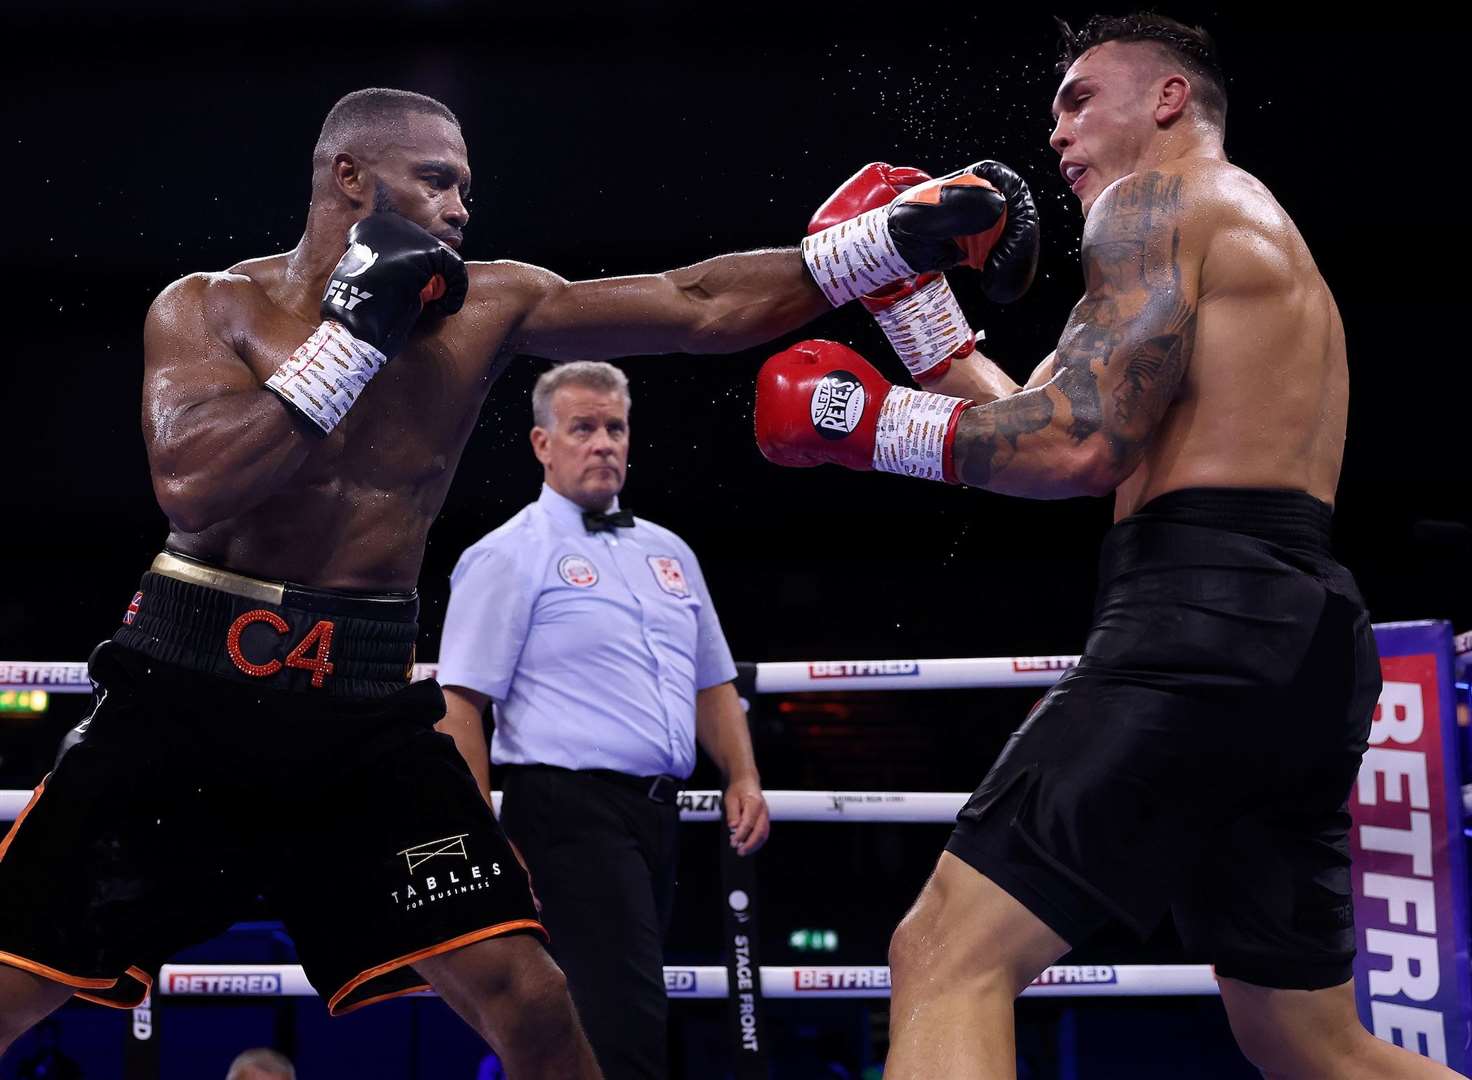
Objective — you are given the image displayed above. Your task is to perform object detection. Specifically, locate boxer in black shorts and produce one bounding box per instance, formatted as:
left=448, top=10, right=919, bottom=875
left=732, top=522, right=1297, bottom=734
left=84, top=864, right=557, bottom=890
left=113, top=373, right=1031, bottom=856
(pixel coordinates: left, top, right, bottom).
left=0, top=554, right=542, bottom=1017
left=754, top=13, right=1459, bottom=1079
left=1, top=82, right=1008, bottom=1067
left=946, top=488, right=1380, bottom=990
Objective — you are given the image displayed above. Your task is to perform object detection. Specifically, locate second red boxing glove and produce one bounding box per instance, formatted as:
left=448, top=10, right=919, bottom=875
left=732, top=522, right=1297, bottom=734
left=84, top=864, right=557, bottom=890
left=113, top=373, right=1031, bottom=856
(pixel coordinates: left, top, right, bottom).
left=755, top=339, right=972, bottom=484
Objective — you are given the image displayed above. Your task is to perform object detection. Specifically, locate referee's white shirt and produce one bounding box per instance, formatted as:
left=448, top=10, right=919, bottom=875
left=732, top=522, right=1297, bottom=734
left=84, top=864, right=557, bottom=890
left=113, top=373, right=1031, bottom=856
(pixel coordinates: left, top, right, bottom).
left=438, top=484, right=738, bottom=779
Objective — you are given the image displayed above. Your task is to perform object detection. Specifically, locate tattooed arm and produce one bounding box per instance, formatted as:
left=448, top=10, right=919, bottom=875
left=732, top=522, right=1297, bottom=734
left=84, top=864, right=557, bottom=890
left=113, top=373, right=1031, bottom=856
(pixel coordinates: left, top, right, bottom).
left=951, top=171, right=1202, bottom=497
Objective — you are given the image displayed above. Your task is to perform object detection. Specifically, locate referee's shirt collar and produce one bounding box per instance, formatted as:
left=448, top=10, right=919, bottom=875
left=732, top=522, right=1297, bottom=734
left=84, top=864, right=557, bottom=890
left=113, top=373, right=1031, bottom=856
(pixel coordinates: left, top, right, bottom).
left=538, top=483, right=624, bottom=533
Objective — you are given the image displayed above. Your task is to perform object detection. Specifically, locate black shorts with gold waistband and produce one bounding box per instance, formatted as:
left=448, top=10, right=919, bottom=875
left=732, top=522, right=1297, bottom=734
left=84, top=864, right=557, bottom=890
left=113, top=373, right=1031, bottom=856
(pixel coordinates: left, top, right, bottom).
left=0, top=551, right=544, bottom=1015
left=946, top=488, right=1381, bottom=991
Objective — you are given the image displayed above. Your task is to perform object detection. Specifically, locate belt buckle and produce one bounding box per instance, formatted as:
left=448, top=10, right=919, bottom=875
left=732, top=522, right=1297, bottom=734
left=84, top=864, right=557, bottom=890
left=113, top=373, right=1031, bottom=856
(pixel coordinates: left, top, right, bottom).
left=646, top=775, right=677, bottom=805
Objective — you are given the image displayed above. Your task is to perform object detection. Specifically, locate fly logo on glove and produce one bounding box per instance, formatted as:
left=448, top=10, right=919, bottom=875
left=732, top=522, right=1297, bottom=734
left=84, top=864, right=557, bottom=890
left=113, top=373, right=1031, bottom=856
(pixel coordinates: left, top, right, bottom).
left=325, top=281, right=373, bottom=311
left=264, top=213, right=468, bottom=435
left=811, top=371, right=867, bottom=439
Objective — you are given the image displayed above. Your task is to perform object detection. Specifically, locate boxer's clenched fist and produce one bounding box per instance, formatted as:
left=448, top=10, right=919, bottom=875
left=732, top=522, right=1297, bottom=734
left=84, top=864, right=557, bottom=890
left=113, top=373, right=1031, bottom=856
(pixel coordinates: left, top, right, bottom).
left=809, top=163, right=977, bottom=384
left=755, top=339, right=972, bottom=484
left=802, top=160, right=1040, bottom=313
left=321, top=212, right=469, bottom=358
left=265, top=213, right=468, bottom=435
left=888, top=161, right=1039, bottom=301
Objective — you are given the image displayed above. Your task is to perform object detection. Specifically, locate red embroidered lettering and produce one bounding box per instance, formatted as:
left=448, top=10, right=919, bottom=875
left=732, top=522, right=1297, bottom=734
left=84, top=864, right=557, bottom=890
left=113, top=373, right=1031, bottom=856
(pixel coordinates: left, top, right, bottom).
left=285, top=620, right=336, bottom=688
left=226, top=610, right=289, bottom=678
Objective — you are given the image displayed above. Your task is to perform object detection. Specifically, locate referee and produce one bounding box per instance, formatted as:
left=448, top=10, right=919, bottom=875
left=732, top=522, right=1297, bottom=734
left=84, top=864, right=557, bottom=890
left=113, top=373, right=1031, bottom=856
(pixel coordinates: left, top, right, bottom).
left=436, top=361, right=769, bottom=1080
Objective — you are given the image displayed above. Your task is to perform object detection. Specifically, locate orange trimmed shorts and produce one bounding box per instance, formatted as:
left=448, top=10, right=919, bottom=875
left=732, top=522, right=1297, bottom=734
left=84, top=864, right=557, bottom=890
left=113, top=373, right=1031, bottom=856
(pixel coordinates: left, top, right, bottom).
left=0, top=618, right=544, bottom=1015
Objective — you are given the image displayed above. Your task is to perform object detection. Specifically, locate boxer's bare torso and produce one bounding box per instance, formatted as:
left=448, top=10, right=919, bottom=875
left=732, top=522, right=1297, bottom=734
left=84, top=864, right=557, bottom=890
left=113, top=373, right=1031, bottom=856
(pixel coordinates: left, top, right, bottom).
left=944, top=156, right=1346, bottom=513
left=1109, top=158, right=1345, bottom=515
left=146, top=258, right=544, bottom=591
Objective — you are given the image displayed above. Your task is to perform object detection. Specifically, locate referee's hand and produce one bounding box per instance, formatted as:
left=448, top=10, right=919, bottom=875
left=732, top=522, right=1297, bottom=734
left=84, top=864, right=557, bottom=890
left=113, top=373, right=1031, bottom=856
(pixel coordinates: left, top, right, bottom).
left=725, top=778, right=770, bottom=856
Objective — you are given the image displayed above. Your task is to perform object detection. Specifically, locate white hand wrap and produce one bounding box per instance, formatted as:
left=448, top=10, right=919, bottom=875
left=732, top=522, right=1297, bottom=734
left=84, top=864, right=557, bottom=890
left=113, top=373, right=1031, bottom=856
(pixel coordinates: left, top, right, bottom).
left=870, top=275, right=979, bottom=382
left=872, top=386, right=969, bottom=483
left=801, top=206, right=916, bottom=307
left=264, top=321, right=387, bottom=435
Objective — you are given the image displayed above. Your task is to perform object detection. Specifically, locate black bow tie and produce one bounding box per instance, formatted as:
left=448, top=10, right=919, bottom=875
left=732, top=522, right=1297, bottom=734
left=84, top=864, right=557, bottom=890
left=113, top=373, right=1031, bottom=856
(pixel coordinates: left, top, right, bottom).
left=583, top=508, right=634, bottom=533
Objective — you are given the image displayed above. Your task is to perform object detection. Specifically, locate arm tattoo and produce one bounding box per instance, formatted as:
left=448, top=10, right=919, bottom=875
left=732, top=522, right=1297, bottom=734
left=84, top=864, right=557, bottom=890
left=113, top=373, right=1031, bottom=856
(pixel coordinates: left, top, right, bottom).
left=1050, top=172, right=1196, bottom=466
left=953, top=171, right=1198, bottom=492
left=955, top=391, right=1054, bottom=486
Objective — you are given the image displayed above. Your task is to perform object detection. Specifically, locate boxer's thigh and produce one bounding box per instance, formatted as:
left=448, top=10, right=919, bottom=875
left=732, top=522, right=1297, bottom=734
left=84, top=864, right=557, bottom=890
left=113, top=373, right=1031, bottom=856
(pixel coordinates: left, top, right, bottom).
left=946, top=665, right=1249, bottom=945
left=277, top=703, right=544, bottom=1016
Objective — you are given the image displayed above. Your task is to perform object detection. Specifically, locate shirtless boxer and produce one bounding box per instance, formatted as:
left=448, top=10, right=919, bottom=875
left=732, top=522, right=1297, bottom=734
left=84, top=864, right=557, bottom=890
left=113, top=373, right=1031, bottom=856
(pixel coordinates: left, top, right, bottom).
left=0, top=88, right=1030, bottom=1075
left=755, top=14, right=1458, bottom=1079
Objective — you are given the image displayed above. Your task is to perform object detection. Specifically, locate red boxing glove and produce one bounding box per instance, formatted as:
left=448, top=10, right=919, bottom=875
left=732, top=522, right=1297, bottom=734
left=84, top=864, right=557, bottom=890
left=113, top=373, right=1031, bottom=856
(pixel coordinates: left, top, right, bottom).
left=802, top=160, right=1039, bottom=321
left=808, top=163, right=977, bottom=384
left=755, top=340, right=972, bottom=484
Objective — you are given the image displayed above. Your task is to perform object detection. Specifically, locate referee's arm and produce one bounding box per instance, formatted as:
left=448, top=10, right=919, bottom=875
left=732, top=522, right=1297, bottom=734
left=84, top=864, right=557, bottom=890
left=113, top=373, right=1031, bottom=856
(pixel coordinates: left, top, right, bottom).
left=695, top=681, right=769, bottom=856
left=438, top=686, right=493, bottom=806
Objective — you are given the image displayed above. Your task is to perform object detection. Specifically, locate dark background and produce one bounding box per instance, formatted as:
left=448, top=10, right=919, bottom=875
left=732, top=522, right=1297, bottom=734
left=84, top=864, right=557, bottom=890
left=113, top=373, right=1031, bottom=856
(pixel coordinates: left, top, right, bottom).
left=0, top=3, right=1465, bottom=1077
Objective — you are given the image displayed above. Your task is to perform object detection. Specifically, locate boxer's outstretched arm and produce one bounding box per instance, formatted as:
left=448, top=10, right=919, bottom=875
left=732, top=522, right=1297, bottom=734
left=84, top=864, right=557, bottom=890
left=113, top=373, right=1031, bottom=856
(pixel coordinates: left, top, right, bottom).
left=952, top=171, right=1201, bottom=497
left=500, top=250, right=830, bottom=361
left=143, top=274, right=315, bottom=532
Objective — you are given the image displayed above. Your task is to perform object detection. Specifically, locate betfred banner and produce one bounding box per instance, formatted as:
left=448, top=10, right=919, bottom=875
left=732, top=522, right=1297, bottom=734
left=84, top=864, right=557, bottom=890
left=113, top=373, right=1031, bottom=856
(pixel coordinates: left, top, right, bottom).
left=1351, top=621, right=1471, bottom=1071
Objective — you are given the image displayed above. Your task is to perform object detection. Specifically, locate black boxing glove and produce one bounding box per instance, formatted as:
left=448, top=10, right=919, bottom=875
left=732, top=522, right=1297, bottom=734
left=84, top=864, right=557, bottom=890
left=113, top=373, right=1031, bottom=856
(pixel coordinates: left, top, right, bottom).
left=968, top=161, right=1039, bottom=303
left=265, top=213, right=469, bottom=434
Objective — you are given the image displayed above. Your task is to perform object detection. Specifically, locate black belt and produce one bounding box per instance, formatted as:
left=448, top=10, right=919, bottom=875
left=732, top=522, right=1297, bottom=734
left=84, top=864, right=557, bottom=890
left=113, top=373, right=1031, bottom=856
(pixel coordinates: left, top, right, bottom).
left=507, top=764, right=682, bottom=806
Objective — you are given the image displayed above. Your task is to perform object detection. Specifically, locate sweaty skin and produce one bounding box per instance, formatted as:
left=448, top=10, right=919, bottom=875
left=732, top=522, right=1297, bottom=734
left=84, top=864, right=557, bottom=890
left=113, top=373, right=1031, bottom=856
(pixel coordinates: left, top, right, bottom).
left=931, top=50, right=1347, bottom=515
left=142, top=112, right=827, bottom=590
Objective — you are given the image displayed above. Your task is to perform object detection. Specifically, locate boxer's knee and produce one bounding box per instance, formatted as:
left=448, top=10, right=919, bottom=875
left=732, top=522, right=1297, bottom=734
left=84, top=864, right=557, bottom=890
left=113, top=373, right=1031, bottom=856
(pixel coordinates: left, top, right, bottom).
left=498, top=958, right=580, bottom=1048
left=428, top=936, right=582, bottom=1059
left=890, top=852, right=1067, bottom=1001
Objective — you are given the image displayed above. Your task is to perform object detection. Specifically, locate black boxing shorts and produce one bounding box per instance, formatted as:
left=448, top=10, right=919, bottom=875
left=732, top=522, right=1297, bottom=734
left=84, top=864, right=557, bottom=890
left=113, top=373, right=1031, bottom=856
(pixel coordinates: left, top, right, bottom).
left=946, top=488, right=1381, bottom=990
left=0, top=551, right=544, bottom=1015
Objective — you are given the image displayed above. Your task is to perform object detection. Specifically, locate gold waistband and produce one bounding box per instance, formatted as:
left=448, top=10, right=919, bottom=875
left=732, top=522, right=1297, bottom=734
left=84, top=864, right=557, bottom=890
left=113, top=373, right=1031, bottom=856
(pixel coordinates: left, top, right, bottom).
left=149, top=551, right=285, bottom=605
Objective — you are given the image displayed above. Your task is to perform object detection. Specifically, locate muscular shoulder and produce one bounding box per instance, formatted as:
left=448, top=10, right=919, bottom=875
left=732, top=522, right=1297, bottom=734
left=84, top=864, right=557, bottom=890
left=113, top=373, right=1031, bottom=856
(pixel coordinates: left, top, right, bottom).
left=452, top=260, right=573, bottom=356
left=1166, top=161, right=1306, bottom=294
left=1106, top=161, right=1299, bottom=236
left=464, top=259, right=567, bottom=315
left=1082, top=159, right=1300, bottom=296
left=147, top=270, right=268, bottom=344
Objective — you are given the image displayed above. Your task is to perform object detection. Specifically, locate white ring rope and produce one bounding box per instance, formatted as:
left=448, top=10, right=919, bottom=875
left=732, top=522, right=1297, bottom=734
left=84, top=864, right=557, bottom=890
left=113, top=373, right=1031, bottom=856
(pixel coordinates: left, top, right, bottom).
left=0, top=655, right=1081, bottom=694
left=4, top=623, right=1465, bottom=694
left=156, top=962, right=1220, bottom=1001
left=0, top=789, right=968, bottom=824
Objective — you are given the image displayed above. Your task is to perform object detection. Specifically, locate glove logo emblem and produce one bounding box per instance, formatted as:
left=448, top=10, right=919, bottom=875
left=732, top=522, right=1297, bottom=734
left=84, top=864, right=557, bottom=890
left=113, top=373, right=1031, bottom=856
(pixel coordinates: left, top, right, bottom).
left=810, top=370, right=866, bottom=440
left=325, top=280, right=373, bottom=311
left=338, top=242, right=380, bottom=278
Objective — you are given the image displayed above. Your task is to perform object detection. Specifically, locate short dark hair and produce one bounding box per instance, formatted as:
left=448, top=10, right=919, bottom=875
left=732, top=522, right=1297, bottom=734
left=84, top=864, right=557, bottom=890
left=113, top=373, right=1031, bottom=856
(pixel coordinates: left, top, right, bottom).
left=313, top=88, right=460, bottom=170
left=1056, top=13, right=1227, bottom=126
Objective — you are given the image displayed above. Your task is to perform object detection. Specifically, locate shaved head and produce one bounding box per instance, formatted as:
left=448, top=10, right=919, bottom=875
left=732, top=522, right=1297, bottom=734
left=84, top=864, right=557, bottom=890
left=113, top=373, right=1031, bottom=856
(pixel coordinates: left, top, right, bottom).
left=313, top=88, right=461, bottom=181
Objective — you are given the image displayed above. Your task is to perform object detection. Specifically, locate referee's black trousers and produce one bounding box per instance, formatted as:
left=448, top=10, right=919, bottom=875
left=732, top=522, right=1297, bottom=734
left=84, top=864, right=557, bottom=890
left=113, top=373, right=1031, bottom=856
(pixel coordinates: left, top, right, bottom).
left=499, top=765, right=680, bottom=1080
